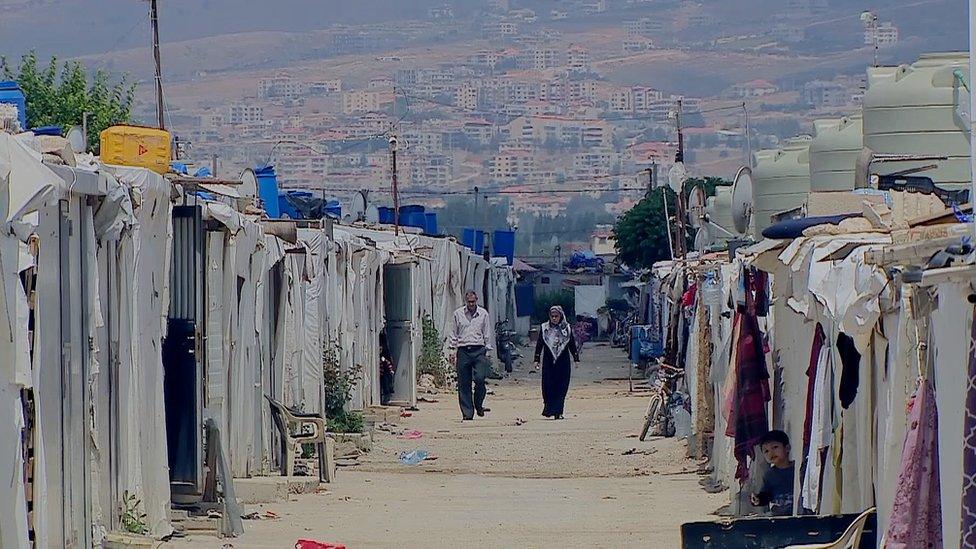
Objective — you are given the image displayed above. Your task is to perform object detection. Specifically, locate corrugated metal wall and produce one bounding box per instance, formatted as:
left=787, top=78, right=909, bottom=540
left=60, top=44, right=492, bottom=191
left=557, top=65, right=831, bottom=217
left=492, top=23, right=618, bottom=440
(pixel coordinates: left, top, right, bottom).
left=170, top=206, right=201, bottom=321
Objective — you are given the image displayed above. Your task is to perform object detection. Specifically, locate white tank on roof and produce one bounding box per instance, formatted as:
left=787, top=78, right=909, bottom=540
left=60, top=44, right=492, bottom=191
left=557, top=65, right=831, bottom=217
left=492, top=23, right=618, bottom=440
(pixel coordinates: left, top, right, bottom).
left=751, top=136, right=812, bottom=238
left=809, top=114, right=863, bottom=192
left=862, top=52, right=970, bottom=189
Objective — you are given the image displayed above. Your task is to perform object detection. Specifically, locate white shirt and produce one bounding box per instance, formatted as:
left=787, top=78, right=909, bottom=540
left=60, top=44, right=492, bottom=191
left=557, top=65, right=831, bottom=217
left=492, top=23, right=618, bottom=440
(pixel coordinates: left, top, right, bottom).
left=449, top=306, right=494, bottom=351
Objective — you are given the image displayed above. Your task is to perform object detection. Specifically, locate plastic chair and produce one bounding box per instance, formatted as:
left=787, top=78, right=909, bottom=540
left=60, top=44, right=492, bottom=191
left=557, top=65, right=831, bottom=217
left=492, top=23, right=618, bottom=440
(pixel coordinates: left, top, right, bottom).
left=265, top=395, right=328, bottom=482
left=782, top=507, right=876, bottom=549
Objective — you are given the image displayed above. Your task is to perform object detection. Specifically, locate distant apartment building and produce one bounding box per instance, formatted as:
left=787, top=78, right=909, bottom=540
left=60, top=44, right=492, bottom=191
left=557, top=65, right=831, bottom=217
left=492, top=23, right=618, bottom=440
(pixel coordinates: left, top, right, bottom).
left=628, top=141, right=677, bottom=167
left=308, top=79, right=342, bottom=95
left=506, top=116, right=612, bottom=148
left=258, top=75, right=306, bottom=100
left=463, top=120, right=495, bottom=145
left=568, top=80, right=599, bottom=103
left=455, top=82, right=481, bottom=111
left=485, top=20, right=519, bottom=38
left=633, top=87, right=664, bottom=113
left=228, top=104, right=264, bottom=125
left=505, top=80, right=540, bottom=103
left=865, top=22, right=899, bottom=47
left=517, top=48, right=560, bottom=71
left=550, top=10, right=569, bottom=19
left=803, top=80, right=848, bottom=107
left=729, top=79, right=779, bottom=98
left=471, top=50, right=502, bottom=71
left=623, top=39, right=655, bottom=53
left=428, top=4, right=454, bottom=19
left=409, top=154, right=453, bottom=187
left=489, top=149, right=536, bottom=181
left=341, top=90, right=393, bottom=115
left=572, top=148, right=618, bottom=178
left=609, top=88, right=634, bottom=114
left=395, top=68, right=422, bottom=89
left=689, top=14, right=717, bottom=27
left=402, top=129, right=444, bottom=154
left=368, top=77, right=393, bottom=90
left=567, top=45, right=591, bottom=73
left=579, top=0, right=607, bottom=15
left=625, top=17, right=663, bottom=37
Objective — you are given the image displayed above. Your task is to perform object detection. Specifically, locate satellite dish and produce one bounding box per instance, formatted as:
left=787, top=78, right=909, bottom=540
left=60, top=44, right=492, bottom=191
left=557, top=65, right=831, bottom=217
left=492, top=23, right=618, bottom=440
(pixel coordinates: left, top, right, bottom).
left=731, top=166, right=754, bottom=235
left=687, top=184, right=706, bottom=228
left=668, top=162, right=687, bottom=193
left=694, top=225, right=713, bottom=252
left=240, top=169, right=258, bottom=200
left=549, top=235, right=560, bottom=249
left=342, top=212, right=354, bottom=223
left=365, top=204, right=379, bottom=223
left=350, top=191, right=367, bottom=221
left=65, top=126, right=85, bottom=153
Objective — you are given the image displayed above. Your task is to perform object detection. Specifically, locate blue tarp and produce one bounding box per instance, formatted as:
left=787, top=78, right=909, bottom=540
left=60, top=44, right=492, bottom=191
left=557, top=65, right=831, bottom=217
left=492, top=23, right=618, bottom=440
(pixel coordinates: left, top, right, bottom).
left=566, top=250, right=604, bottom=270
left=630, top=325, right=662, bottom=362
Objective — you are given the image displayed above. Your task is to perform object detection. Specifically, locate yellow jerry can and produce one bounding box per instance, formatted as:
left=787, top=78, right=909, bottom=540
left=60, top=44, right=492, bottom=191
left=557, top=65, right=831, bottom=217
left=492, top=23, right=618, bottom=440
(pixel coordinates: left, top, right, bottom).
left=99, top=125, right=172, bottom=174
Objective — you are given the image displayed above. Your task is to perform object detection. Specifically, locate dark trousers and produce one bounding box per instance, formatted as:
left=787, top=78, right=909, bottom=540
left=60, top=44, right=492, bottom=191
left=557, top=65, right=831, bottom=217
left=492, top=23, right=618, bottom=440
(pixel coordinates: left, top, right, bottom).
left=456, top=345, right=488, bottom=419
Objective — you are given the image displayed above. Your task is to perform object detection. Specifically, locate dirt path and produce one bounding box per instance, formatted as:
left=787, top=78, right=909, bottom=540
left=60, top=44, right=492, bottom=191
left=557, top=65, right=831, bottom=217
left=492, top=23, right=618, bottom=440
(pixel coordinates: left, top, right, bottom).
left=169, top=344, right=725, bottom=548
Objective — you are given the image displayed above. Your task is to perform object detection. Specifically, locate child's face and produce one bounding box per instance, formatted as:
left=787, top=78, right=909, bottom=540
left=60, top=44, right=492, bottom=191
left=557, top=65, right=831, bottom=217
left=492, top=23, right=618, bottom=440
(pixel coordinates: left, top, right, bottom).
left=761, top=441, right=790, bottom=468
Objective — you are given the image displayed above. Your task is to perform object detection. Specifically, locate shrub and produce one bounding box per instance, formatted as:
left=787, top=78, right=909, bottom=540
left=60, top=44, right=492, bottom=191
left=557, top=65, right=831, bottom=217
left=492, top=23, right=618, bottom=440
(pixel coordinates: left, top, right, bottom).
left=418, top=315, right=452, bottom=387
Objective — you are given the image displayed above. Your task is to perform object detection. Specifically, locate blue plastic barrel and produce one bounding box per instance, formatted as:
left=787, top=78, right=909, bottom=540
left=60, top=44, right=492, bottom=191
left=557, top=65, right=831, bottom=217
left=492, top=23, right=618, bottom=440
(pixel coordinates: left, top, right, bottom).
left=462, top=228, right=485, bottom=254
left=424, top=213, right=438, bottom=235
left=254, top=165, right=280, bottom=218
left=378, top=207, right=395, bottom=224
left=493, top=230, right=515, bottom=265
left=404, top=211, right=426, bottom=229
left=0, top=81, right=27, bottom=130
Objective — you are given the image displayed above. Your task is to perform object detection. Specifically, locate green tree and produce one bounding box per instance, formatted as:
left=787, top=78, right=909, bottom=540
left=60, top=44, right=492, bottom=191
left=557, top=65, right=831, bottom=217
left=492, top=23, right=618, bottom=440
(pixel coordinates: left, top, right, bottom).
left=1, top=51, right=136, bottom=151
left=613, top=177, right=728, bottom=269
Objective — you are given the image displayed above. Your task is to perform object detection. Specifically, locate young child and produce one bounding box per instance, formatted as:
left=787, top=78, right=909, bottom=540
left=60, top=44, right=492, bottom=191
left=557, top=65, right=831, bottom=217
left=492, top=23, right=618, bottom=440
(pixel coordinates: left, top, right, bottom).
left=750, top=430, right=795, bottom=516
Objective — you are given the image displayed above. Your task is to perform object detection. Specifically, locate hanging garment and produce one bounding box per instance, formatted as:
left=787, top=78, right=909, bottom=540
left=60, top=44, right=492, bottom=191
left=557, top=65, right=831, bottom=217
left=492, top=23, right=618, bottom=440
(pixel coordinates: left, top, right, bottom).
left=960, top=304, right=976, bottom=548
left=837, top=332, right=861, bottom=409
left=695, top=298, right=715, bottom=439
left=886, top=378, right=943, bottom=549
left=801, top=336, right=833, bottom=513
left=725, top=311, right=770, bottom=481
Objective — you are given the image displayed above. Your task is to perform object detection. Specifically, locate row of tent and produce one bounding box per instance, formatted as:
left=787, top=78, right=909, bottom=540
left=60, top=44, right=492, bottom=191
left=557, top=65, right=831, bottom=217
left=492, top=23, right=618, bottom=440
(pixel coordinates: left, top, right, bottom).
left=639, top=148, right=974, bottom=546
left=0, top=129, right=516, bottom=548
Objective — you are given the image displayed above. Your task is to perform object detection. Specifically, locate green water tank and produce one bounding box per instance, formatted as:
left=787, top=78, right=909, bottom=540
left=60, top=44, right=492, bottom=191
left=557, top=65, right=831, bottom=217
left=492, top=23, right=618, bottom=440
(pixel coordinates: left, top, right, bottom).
left=751, top=136, right=812, bottom=238
left=809, top=114, right=863, bottom=192
left=862, top=52, right=970, bottom=189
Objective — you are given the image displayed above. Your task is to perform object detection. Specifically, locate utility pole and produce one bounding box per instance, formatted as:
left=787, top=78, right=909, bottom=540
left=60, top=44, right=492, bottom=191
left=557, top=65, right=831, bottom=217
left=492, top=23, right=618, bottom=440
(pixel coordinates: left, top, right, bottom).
left=742, top=102, right=752, bottom=168
left=674, top=99, right=688, bottom=259
left=149, top=0, right=165, bottom=130
left=211, top=153, right=218, bottom=177
left=82, top=111, right=90, bottom=152
left=390, top=135, right=400, bottom=235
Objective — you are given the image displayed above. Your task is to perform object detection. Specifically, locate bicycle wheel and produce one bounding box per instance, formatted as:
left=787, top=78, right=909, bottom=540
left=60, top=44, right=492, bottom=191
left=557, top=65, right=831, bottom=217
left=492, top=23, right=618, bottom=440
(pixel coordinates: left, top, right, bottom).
left=639, top=394, right=663, bottom=442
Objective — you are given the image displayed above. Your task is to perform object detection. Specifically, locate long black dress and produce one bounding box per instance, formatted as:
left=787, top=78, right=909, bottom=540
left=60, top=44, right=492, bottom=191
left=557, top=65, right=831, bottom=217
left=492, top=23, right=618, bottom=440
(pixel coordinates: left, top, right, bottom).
left=534, top=326, right=580, bottom=418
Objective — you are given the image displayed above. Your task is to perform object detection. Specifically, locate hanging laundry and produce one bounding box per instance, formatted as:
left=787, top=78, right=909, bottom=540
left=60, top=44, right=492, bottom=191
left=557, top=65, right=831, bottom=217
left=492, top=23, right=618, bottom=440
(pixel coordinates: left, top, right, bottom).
left=801, top=333, right=833, bottom=513
left=885, top=378, right=942, bottom=549
left=837, top=332, right=861, bottom=409
left=725, top=310, right=770, bottom=481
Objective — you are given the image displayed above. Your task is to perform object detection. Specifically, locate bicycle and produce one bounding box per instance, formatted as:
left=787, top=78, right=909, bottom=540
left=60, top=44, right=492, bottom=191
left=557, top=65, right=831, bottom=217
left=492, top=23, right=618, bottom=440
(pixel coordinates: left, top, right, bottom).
left=639, top=363, right=684, bottom=441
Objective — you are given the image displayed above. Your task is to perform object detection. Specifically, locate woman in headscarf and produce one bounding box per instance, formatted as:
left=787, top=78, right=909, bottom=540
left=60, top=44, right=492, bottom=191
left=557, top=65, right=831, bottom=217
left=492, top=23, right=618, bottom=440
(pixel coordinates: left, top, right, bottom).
left=534, top=306, right=580, bottom=419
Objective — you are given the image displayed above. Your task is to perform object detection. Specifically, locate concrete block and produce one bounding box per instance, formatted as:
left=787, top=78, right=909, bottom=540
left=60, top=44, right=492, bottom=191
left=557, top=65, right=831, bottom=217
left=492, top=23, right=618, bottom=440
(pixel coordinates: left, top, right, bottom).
left=234, top=477, right=290, bottom=504
left=323, top=438, right=337, bottom=483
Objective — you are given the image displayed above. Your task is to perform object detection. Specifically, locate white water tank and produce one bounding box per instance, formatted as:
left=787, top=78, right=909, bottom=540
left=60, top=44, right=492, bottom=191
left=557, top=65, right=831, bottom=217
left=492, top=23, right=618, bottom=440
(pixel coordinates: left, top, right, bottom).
left=751, top=136, right=812, bottom=238
left=862, top=52, right=971, bottom=189
left=809, top=114, right=863, bottom=192
left=705, top=186, right=735, bottom=240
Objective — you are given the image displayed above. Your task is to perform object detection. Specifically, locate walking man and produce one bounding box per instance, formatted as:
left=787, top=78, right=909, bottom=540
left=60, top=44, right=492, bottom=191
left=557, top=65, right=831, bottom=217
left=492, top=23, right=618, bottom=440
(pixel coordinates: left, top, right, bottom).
left=449, top=290, right=494, bottom=420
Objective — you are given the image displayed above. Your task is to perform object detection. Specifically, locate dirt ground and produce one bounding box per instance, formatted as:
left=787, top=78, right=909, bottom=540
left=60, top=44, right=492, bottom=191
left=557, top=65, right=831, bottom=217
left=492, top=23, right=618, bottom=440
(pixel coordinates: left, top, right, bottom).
left=169, top=343, right=725, bottom=548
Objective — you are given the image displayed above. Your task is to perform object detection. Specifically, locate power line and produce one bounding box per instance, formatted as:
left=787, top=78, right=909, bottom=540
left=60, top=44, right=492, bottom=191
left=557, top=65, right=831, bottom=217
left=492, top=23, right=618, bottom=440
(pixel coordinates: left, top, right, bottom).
left=310, top=186, right=648, bottom=197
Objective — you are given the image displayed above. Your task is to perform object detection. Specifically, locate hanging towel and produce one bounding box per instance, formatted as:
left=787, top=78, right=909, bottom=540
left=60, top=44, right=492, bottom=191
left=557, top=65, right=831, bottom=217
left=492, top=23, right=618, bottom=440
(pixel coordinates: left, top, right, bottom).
left=885, top=378, right=943, bottom=549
